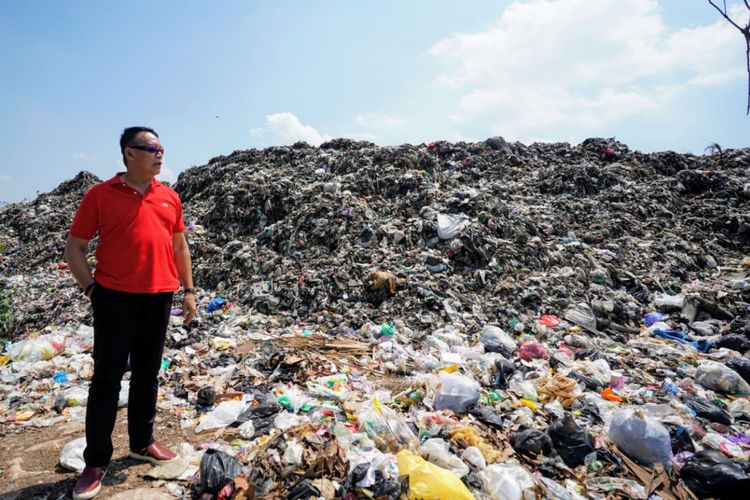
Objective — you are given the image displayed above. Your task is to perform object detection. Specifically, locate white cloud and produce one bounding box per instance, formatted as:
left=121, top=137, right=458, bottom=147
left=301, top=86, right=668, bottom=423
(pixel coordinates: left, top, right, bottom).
left=430, top=0, right=745, bottom=138
left=354, top=113, right=407, bottom=128
left=263, top=112, right=330, bottom=146
left=0, top=174, right=12, bottom=183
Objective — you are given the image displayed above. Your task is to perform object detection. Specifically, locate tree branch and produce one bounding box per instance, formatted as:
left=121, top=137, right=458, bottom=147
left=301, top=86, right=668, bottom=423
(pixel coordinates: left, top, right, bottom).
left=708, top=1, right=750, bottom=114
left=708, top=0, right=744, bottom=30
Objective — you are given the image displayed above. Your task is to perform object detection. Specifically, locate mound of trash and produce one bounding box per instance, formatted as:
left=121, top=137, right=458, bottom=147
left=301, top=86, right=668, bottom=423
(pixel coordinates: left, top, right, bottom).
left=1, top=137, right=749, bottom=499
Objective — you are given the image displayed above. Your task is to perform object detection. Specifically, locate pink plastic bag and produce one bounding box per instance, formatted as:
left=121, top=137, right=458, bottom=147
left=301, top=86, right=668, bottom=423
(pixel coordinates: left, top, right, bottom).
left=518, top=340, right=548, bottom=361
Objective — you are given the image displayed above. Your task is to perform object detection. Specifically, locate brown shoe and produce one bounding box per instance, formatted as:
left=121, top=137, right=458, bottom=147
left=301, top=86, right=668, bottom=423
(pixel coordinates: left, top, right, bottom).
left=73, top=466, right=105, bottom=500
left=128, top=441, right=178, bottom=465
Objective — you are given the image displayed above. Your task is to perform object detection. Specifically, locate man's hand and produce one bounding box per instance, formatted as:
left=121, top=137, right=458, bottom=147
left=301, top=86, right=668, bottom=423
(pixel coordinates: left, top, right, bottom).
left=182, top=293, right=197, bottom=326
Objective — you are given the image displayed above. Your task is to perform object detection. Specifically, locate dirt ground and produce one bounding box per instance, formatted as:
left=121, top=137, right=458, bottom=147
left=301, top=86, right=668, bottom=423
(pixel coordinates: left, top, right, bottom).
left=0, top=408, right=200, bottom=499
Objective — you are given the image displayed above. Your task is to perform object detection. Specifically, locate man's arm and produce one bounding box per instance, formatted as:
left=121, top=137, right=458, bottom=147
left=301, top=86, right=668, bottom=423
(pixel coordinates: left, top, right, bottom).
left=173, top=232, right=196, bottom=325
left=64, top=234, right=95, bottom=297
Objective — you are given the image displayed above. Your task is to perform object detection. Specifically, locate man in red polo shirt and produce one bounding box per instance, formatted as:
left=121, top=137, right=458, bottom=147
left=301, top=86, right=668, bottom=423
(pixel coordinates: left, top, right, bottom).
left=64, top=126, right=197, bottom=500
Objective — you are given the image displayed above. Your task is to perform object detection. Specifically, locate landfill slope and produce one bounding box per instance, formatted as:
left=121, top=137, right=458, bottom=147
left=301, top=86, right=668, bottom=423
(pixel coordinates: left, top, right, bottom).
left=1, top=137, right=747, bottom=337
left=1, top=137, right=750, bottom=499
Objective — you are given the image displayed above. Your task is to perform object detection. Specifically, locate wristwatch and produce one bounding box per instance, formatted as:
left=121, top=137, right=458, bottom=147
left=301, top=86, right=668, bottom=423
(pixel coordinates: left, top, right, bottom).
left=183, top=287, right=196, bottom=295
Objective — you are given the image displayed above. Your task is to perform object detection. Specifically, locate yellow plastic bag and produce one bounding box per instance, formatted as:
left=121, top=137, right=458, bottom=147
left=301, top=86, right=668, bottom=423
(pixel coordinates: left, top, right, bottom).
left=396, top=450, right=475, bottom=500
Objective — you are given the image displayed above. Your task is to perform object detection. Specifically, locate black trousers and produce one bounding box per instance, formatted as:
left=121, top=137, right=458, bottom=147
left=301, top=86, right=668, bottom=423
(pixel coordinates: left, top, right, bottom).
left=83, top=284, right=173, bottom=467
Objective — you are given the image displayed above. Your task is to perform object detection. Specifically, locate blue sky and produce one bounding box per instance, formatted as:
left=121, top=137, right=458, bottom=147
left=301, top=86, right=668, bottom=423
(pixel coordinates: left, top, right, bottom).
left=1, top=0, right=748, bottom=202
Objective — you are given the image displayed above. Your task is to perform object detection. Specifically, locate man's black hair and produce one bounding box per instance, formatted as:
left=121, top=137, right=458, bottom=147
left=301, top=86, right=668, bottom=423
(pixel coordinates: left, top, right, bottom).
left=120, top=126, right=159, bottom=166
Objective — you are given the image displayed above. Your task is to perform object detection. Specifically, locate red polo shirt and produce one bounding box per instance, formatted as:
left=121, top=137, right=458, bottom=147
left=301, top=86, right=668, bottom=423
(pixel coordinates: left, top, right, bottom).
left=69, top=173, right=185, bottom=293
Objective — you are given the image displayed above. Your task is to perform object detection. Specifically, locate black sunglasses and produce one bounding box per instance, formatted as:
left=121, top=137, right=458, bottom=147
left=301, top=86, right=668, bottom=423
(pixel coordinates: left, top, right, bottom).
left=129, top=144, right=164, bottom=155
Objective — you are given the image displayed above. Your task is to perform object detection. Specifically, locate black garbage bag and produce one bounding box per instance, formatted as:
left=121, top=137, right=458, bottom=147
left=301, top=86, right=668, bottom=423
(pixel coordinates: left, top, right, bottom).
left=570, top=398, right=603, bottom=425
left=569, top=371, right=604, bottom=391
left=547, top=412, right=596, bottom=467
left=664, top=423, right=695, bottom=454
left=288, top=480, right=321, bottom=500
left=338, top=462, right=370, bottom=496
left=715, top=334, right=750, bottom=354
left=232, top=394, right=282, bottom=434
left=511, top=428, right=553, bottom=457
left=684, top=396, right=733, bottom=425
left=469, top=404, right=504, bottom=430
left=199, top=449, right=242, bottom=495
left=197, top=386, right=216, bottom=407
left=727, top=357, right=750, bottom=384
left=680, top=449, right=750, bottom=499
left=371, top=477, right=407, bottom=500
left=490, top=359, right=516, bottom=389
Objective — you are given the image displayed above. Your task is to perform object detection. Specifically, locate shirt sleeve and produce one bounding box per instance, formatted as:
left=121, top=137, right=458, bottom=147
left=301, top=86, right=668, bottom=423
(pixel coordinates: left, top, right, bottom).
left=173, top=195, right=186, bottom=233
left=69, top=187, right=99, bottom=240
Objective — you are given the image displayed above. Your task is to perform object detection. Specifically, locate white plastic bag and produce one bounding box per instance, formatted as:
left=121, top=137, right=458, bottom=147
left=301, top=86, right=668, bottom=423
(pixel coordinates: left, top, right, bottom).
left=421, top=438, right=469, bottom=477
left=654, top=292, right=685, bottom=309
left=461, top=446, right=487, bottom=470
left=434, top=372, right=480, bottom=413
left=437, top=213, right=470, bottom=239
left=54, top=386, right=89, bottom=413
left=60, top=437, right=87, bottom=472
left=608, top=409, right=672, bottom=465
left=481, top=463, right=535, bottom=500
left=695, top=361, right=750, bottom=394
left=195, top=400, right=248, bottom=432
left=480, top=326, right=517, bottom=354
left=237, top=420, right=255, bottom=439
left=8, top=334, right=65, bottom=362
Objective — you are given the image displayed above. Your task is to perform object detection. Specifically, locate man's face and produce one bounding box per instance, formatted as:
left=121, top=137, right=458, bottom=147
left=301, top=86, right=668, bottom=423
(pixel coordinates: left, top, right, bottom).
left=125, top=132, right=164, bottom=177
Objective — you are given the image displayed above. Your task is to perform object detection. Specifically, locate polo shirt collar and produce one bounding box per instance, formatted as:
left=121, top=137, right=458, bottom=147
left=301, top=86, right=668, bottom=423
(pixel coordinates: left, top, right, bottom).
left=106, top=172, right=163, bottom=189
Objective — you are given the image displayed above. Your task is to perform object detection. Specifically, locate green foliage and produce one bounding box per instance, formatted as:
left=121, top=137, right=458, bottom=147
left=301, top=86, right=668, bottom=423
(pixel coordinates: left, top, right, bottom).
left=0, top=288, right=14, bottom=340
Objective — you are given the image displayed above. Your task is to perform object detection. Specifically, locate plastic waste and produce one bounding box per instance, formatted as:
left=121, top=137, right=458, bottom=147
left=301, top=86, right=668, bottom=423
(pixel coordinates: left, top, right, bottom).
left=564, top=303, right=597, bottom=332
left=608, top=409, right=672, bottom=465
left=586, top=477, right=647, bottom=499
left=715, top=334, right=750, bottom=353
left=196, top=399, right=249, bottom=432
left=396, top=450, right=474, bottom=500
left=701, top=433, right=749, bottom=459
left=461, top=446, right=487, bottom=470
left=727, top=357, right=750, bottom=384
left=518, top=339, right=548, bottom=361
left=206, top=297, right=226, bottom=313
left=680, top=449, right=750, bottom=498
left=199, top=449, right=242, bottom=495
left=420, top=438, right=469, bottom=477
left=433, top=372, right=480, bottom=413
left=8, top=334, right=64, bottom=362
left=684, top=396, right=733, bottom=425
left=237, top=420, right=255, bottom=439
left=490, top=358, right=516, bottom=389
left=59, top=437, right=86, bottom=472
left=480, top=463, right=535, bottom=500
left=643, top=311, right=665, bottom=326
left=356, top=398, right=418, bottom=453
left=695, top=360, right=750, bottom=394
left=197, top=386, right=217, bottom=406
left=654, top=292, right=685, bottom=310
left=600, top=387, right=624, bottom=403
left=54, top=386, right=89, bottom=413
left=436, top=213, right=470, bottom=240
left=480, top=325, right=517, bottom=355
left=652, top=327, right=713, bottom=353
left=283, top=440, right=304, bottom=466
left=232, top=394, right=282, bottom=435
left=510, top=428, right=553, bottom=457
left=547, top=413, right=595, bottom=467
left=665, top=424, right=695, bottom=454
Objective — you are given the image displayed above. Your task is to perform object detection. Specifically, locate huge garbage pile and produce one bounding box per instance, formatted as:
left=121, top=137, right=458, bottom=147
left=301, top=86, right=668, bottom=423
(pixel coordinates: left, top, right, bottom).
left=1, top=137, right=750, bottom=499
